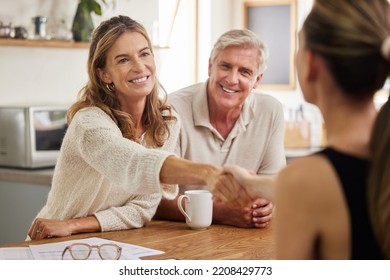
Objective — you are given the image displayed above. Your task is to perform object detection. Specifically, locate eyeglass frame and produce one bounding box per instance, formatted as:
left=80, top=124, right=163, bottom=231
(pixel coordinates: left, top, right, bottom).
left=61, top=242, right=122, bottom=260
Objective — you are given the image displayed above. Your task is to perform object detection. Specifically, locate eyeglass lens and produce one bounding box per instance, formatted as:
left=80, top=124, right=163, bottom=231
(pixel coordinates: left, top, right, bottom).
left=98, top=244, right=121, bottom=260
left=69, top=244, right=91, bottom=260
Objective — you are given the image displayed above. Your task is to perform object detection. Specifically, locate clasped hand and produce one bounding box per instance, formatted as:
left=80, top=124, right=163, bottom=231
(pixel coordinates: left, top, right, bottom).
left=210, top=166, right=273, bottom=228
left=211, top=166, right=257, bottom=207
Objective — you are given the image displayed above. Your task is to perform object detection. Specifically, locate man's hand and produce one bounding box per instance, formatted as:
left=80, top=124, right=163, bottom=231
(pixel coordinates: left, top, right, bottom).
left=250, top=198, right=273, bottom=228
left=212, top=197, right=273, bottom=228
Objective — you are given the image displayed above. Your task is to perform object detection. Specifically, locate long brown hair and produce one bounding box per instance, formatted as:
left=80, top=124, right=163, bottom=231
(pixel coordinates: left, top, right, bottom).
left=369, top=97, right=390, bottom=259
left=67, top=15, right=176, bottom=147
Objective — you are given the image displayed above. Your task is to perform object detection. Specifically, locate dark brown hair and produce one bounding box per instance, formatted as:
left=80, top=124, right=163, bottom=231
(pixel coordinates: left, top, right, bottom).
left=302, top=0, right=390, bottom=99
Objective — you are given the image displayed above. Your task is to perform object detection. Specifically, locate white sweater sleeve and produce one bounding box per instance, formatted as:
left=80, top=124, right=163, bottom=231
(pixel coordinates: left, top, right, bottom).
left=75, top=107, right=180, bottom=231
left=95, top=193, right=162, bottom=231
left=73, top=108, right=174, bottom=195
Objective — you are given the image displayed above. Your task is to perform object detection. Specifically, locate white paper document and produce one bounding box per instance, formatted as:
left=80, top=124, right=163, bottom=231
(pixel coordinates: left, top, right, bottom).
left=0, top=237, right=164, bottom=260
left=0, top=247, right=34, bottom=260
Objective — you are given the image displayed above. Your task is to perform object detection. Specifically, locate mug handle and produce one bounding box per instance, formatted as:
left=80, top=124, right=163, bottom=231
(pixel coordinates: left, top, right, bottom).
left=177, top=195, right=191, bottom=222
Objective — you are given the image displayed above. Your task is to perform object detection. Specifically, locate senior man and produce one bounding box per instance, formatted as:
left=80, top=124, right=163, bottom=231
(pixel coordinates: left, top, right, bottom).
left=155, top=29, right=286, bottom=228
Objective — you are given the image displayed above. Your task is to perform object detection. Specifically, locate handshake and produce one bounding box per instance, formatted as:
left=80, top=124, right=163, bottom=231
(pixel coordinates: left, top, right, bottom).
left=209, top=165, right=275, bottom=208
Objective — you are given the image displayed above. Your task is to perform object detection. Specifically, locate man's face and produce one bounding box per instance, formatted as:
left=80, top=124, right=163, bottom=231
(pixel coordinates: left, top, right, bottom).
left=207, top=46, right=262, bottom=111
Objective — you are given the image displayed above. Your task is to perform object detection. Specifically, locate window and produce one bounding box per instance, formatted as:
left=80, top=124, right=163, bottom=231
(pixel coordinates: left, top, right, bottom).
left=243, top=0, right=297, bottom=90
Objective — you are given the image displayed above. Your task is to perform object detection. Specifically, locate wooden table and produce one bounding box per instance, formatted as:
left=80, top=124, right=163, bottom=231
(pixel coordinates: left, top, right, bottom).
left=1, top=220, right=275, bottom=260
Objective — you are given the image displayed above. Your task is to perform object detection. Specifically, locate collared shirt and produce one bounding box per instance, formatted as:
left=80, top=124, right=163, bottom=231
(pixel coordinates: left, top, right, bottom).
left=169, top=81, right=286, bottom=191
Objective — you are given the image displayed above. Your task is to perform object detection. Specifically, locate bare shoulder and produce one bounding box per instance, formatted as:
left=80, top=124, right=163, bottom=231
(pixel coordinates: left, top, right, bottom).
left=274, top=154, right=350, bottom=259
left=275, top=154, right=341, bottom=211
left=277, top=154, right=332, bottom=182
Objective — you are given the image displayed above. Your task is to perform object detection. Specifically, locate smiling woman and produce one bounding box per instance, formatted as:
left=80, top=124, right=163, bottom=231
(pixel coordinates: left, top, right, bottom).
left=97, top=31, right=157, bottom=123
left=27, top=15, right=221, bottom=241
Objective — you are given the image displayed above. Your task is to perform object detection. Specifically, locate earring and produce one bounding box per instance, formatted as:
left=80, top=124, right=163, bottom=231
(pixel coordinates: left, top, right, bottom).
left=106, top=83, right=115, bottom=92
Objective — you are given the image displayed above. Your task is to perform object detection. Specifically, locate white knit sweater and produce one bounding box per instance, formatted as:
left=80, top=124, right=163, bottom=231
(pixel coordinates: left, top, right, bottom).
left=34, top=106, right=179, bottom=231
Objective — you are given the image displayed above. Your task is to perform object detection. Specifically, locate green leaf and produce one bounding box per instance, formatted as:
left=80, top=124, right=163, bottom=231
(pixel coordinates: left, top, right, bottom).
left=78, top=0, right=105, bottom=16
left=92, top=2, right=102, bottom=15
left=79, top=0, right=109, bottom=16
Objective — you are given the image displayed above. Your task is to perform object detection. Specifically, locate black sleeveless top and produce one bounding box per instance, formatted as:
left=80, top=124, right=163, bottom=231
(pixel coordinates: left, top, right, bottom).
left=317, top=148, right=384, bottom=259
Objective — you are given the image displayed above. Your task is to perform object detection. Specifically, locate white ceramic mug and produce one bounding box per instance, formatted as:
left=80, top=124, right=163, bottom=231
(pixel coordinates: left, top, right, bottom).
left=177, top=190, right=213, bottom=230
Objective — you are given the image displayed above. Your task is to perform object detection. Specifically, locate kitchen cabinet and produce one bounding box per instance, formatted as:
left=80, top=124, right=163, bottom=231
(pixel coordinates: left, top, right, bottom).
left=0, top=168, right=52, bottom=245
left=0, top=181, right=50, bottom=245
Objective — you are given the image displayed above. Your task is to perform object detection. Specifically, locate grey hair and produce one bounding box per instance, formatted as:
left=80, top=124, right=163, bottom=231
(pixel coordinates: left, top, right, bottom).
left=210, top=29, right=269, bottom=74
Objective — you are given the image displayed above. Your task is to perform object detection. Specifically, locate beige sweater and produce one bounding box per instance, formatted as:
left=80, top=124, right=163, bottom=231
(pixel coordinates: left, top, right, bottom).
left=34, top=107, right=179, bottom=231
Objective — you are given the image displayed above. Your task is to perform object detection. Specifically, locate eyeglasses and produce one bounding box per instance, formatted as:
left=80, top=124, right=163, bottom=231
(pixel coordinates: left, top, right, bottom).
left=62, top=243, right=122, bottom=260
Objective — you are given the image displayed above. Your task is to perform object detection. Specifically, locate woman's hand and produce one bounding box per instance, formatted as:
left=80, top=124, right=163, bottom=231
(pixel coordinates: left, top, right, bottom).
left=222, top=165, right=275, bottom=201
left=28, top=218, right=74, bottom=240
left=211, top=172, right=254, bottom=208
left=28, top=216, right=101, bottom=240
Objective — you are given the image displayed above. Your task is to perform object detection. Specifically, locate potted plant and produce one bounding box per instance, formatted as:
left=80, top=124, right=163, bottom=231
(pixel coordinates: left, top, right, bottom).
left=71, top=0, right=108, bottom=42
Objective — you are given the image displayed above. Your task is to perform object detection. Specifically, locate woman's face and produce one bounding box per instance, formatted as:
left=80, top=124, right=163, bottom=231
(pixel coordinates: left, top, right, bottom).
left=98, top=30, right=156, bottom=103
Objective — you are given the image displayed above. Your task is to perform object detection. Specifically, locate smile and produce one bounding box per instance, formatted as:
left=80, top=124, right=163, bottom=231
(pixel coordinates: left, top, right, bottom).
left=221, top=86, right=238, bottom=94
left=129, top=76, right=149, bottom=83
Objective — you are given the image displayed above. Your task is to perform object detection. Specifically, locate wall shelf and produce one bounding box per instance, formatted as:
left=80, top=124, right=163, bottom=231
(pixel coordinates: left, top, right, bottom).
left=0, top=38, right=170, bottom=50
left=0, top=38, right=89, bottom=49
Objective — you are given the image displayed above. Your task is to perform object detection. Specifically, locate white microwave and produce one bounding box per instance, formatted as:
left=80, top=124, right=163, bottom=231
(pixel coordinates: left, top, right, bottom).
left=0, top=105, right=69, bottom=169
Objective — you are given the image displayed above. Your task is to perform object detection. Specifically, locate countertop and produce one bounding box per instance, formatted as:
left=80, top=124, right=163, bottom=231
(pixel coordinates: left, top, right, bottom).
left=285, top=147, right=321, bottom=159
left=0, top=167, right=53, bottom=186
left=0, top=148, right=321, bottom=186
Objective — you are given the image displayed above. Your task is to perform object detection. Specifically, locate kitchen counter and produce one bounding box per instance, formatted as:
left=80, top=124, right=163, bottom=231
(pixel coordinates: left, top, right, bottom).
left=285, top=147, right=321, bottom=162
left=0, top=167, right=53, bottom=186
left=0, top=148, right=320, bottom=186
